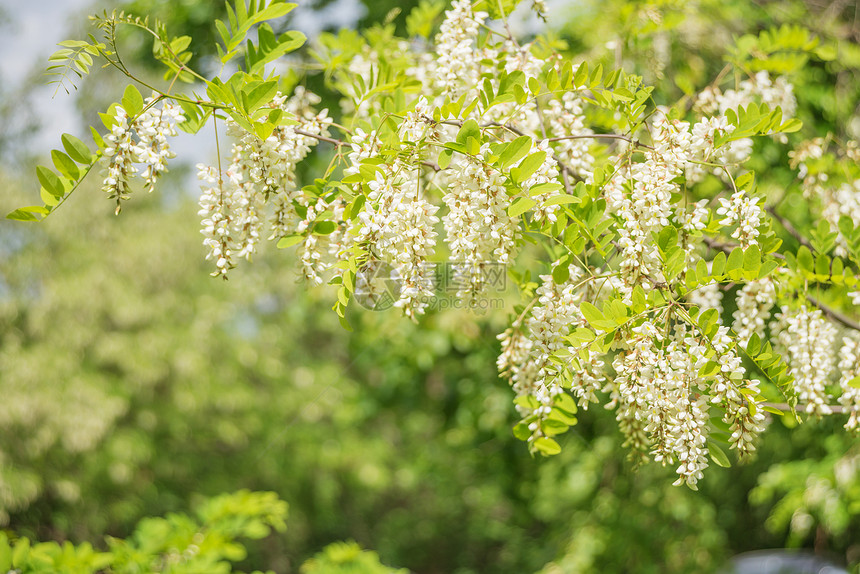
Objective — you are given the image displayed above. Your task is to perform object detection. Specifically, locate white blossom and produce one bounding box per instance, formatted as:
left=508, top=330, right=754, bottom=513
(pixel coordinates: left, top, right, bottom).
left=717, top=190, right=763, bottom=247
left=443, top=146, right=519, bottom=300
left=774, top=307, right=836, bottom=415
left=837, top=334, right=860, bottom=431
left=432, top=0, right=487, bottom=99
left=100, top=97, right=185, bottom=212
left=732, top=278, right=776, bottom=345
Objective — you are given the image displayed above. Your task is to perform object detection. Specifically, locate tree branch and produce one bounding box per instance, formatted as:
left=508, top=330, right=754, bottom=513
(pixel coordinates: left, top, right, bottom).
left=762, top=402, right=851, bottom=415
left=295, top=129, right=440, bottom=172
left=701, top=236, right=860, bottom=331
left=806, top=294, right=860, bottom=331
left=766, top=205, right=815, bottom=252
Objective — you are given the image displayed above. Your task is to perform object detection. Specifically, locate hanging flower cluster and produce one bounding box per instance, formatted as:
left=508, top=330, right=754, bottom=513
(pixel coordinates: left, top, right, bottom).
left=100, top=94, right=185, bottom=213
left=838, top=335, right=860, bottom=431
left=774, top=308, right=837, bottom=415
left=197, top=89, right=333, bottom=276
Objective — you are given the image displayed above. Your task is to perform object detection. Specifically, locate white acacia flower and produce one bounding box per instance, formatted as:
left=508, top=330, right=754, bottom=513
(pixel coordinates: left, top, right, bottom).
left=774, top=307, right=836, bottom=415
left=717, top=190, right=763, bottom=247
left=100, top=97, right=186, bottom=211
left=433, top=0, right=487, bottom=99
left=837, top=335, right=860, bottom=431
left=443, top=146, right=518, bottom=300
left=732, top=278, right=776, bottom=345
left=544, top=91, right=594, bottom=180
left=352, top=162, right=440, bottom=319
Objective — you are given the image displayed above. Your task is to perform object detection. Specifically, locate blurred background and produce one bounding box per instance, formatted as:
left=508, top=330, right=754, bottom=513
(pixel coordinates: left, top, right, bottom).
left=1, top=0, right=860, bottom=572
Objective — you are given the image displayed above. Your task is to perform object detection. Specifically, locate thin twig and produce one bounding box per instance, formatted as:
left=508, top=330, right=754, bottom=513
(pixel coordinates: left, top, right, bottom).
left=767, top=205, right=815, bottom=252
left=437, top=118, right=653, bottom=151
left=546, top=133, right=655, bottom=151
left=806, top=294, right=860, bottom=331
left=295, top=129, right=344, bottom=147
left=295, top=128, right=440, bottom=172
left=762, top=402, right=851, bottom=415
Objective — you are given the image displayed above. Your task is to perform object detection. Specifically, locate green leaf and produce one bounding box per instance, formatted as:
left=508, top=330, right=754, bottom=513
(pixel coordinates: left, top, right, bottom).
left=11, top=538, right=29, bottom=568
left=0, top=534, right=11, bottom=572
left=41, top=187, right=59, bottom=207
left=664, top=248, right=686, bottom=281
left=815, top=254, right=831, bottom=276
left=7, top=206, right=49, bottom=221
left=37, top=165, right=65, bottom=198
left=580, top=301, right=605, bottom=328
left=757, top=260, right=779, bottom=279
left=848, top=376, right=860, bottom=389
left=743, top=244, right=761, bottom=274
left=550, top=406, right=577, bottom=425
left=498, top=135, right=532, bottom=169
left=735, top=172, right=755, bottom=192
left=61, top=133, right=92, bottom=164
left=277, top=235, right=304, bottom=248
left=711, top=251, right=727, bottom=277
left=313, top=221, right=337, bottom=235
left=244, top=80, right=279, bottom=112
left=656, top=226, right=678, bottom=254
left=465, top=135, right=481, bottom=156
left=456, top=119, right=481, bottom=148
left=406, top=0, right=446, bottom=38
left=697, top=308, right=719, bottom=333
left=438, top=148, right=453, bottom=170
left=573, top=62, right=588, bottom=87
left=51, top=149, right=80, bottom=180
left=647, top=289, right=666, bottom=306
left=513, top=422, right=531, bottom=440
left=552, top=261, right=570, bottom=284
left=542, top=418, right=569, bottom=436
left=508, top=197, right=536, bottom=217
left=512, top=151, right=546, bottom=184
left=726, top=247, right=744, bottom=280
left=695, top=259, right=709, bottom=284
left=121, top=84, right=144, bottom=117
left=778, top=118, right=802, bottom=133
left=699, top=361, right=720, bottom=378
left=528, top=182, right=563, bottom=196
left=708, top=441, right=732, bottom=468
left=543, top=195, right=580, bottom=206
left=631, top=285, right=646, bottom=313
left=796, top=245, right=814, bottom=273
left=567, top=327, right=595, bottom=345
left=747, top=332, right=762, bottom=355
left=533, top=436, right=561, bottom=456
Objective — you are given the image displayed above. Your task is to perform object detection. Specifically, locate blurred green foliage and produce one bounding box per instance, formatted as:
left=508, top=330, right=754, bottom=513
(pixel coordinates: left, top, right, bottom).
left=301, top=541, right=406, bottom=574
left=0, top=490, right=288, bottom=574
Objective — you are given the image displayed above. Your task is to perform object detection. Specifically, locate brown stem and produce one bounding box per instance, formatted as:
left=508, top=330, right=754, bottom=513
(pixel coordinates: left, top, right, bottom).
left=762, top=402, right=851, bottom=414
left=295, top=128, right=440, bottom=172
left=546, top=133, right=655, bottom=151
left=766, top=205, right=815, bottom=252
left=806, top=294, right=860, bottom=331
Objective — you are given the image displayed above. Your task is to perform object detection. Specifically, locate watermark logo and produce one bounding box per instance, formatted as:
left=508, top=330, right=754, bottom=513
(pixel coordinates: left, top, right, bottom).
left=353, top=260, right=507, bottom=313
left=354, top=259, right=399, bottom=311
